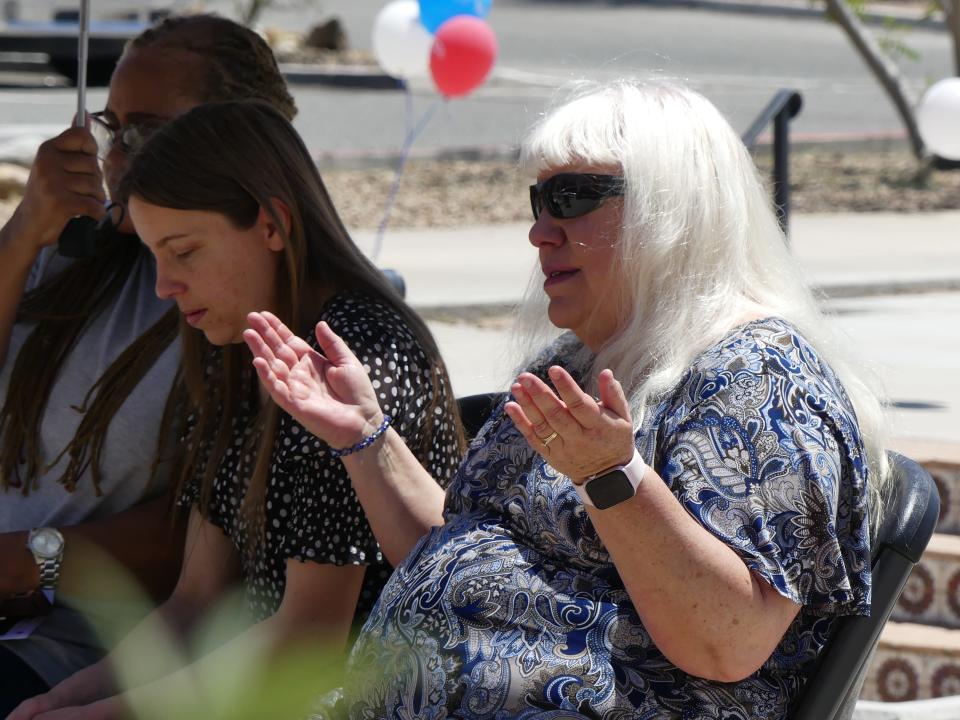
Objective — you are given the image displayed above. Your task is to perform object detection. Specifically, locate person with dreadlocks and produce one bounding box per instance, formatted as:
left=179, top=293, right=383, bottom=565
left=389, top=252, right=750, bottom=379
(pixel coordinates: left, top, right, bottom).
left=0, top=14, right=299, bottom=713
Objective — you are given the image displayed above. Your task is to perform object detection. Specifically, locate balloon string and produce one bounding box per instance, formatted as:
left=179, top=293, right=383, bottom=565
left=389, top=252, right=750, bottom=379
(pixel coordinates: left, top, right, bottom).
left=404, top=80, right=414, bottom=139
left=371, top=85, right=442, bottom=262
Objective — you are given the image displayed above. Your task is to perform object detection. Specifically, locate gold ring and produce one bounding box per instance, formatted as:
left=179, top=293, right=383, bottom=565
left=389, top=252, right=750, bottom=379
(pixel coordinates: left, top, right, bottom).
left=541, top=431, right=559, bottom=447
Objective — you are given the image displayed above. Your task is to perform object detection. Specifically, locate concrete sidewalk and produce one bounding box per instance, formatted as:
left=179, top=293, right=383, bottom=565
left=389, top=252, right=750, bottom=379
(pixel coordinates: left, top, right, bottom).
left=353, top=210, right=960, bottom=446
left=356, top=211, right=960, bottom=309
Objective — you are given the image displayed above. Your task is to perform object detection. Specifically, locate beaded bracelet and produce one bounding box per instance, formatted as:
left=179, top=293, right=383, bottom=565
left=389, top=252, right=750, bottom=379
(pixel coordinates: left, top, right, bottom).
left=328, top=415, right=393, bottom=459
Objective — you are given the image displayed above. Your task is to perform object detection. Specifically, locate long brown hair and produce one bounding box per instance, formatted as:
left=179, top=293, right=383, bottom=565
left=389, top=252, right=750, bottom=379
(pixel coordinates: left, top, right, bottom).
left=0, top=14, right=296, bottom=495
left=117, top=101, right=465, bottom=553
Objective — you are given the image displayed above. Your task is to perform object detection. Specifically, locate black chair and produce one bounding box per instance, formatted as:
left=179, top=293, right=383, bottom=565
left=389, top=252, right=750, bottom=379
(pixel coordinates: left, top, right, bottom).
left=454, top=396, right=941, bottom=719
left=457, top=392, right=505, bottom=442
left=381, top=268, right=406, bottom=298
left=790, top=451, right=940, bottom=719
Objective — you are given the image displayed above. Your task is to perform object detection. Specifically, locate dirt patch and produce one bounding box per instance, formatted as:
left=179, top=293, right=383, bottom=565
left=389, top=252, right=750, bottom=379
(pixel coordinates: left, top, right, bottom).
left=324, top=158, right=527, bottom=230
left=757, top=147, right=960, bottom=214
left=322, top=145, right=960, bottom=231
left=2, top=146, right=958, bottom=233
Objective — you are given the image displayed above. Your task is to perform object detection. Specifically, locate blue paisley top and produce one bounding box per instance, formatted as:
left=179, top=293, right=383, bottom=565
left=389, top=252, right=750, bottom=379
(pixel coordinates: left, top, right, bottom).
left=342, top=317, right=872, bottom=719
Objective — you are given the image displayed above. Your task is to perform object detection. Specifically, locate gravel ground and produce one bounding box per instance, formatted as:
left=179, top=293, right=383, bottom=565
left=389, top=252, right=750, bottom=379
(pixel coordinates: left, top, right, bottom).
left=778, top=147, right=960, bottom=214
left=322, top=146, right=960, bottom=231
left=2, top=146, right=959, bottom=232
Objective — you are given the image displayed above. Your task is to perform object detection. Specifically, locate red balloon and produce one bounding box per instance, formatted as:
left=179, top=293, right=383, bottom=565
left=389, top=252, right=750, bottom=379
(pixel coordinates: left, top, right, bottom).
left=429, top=16, right=498, bottom=98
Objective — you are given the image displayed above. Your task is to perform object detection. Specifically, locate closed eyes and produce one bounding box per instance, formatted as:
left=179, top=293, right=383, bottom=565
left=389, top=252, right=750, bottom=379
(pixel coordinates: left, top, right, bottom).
left=172, top=247, right=198, bottom=260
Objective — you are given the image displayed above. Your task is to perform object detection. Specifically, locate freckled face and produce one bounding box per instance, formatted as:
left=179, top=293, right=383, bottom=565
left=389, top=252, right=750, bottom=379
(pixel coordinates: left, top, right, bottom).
left=129, top=197, right=284, bottom=345
left=528, top=164, right=626, bottom=351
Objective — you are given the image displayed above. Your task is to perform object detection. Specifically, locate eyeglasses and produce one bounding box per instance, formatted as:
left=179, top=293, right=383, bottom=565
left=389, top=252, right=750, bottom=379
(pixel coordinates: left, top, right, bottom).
left=89, top=112, right=164, bottom=158
left=529, top=173, right=624, bottom=221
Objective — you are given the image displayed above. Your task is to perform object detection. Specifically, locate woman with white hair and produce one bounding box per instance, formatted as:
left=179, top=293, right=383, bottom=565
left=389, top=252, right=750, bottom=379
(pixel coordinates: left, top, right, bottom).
left=244, top=79, right=888, bottom=718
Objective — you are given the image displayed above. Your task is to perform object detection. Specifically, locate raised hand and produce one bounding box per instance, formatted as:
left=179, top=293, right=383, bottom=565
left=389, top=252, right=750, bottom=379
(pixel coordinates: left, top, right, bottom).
left=243, top=312, right=384, bottom=450
left=505, top=366, right=636, bottom=482
left=7, top=126, right=106, bottom=252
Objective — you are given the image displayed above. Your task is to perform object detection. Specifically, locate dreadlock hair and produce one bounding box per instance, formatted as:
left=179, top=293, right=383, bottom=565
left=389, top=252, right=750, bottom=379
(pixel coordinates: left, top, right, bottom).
left=0, top=13, right=296, bottom=495
left=130, top=14, right=297, bottom=122
left=117, top=101, right=465, bottom=561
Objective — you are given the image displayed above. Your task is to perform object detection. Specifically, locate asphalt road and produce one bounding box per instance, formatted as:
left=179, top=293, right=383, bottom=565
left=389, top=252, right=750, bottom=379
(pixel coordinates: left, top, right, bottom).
left=262, top=0, right=956, bottom=149
left=0, top=0, right=955, bottom=156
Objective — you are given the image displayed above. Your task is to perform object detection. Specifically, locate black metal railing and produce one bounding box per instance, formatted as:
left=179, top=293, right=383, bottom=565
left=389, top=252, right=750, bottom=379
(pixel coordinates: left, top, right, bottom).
left=741, top=90, right=803, bottom=238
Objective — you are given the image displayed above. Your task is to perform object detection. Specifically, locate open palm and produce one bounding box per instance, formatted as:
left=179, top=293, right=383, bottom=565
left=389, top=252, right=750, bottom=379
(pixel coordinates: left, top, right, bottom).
left=243, top=311, right=384, bottom=450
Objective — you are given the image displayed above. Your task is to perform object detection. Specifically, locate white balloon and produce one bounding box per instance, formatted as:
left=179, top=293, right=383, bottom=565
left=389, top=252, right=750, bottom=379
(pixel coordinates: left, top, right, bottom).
left=372, top=0, right=433, bottom=81
left=917, top=77, right=960, bottom=161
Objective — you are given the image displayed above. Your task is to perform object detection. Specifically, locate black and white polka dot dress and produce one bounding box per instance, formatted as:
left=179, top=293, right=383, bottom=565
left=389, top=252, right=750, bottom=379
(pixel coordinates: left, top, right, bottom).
left=180, top=292, right=462, bottom=627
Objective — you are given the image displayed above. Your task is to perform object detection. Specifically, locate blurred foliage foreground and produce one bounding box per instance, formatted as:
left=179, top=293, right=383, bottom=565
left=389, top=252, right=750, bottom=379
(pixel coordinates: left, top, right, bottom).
left=57, top=539, right=345, bottom=720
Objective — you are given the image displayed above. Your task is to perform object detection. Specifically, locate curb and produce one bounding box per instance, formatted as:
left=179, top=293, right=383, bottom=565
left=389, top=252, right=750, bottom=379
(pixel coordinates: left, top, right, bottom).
left=818, top=278, right=960, bottom=299
left=641, top=0, right=948, bottom=30
left=315, top=132, right=916, bottom=170
left=856, top=696, right=960, bottom=719
left=415, top=303, right=517, bottom=323
left=280, top=62, right=576, bottom=92
left=411, top=278, right=960, bottom=321
left=279, top=62, right=401, bottom=90
left=315, top=143, right=521, bottom=170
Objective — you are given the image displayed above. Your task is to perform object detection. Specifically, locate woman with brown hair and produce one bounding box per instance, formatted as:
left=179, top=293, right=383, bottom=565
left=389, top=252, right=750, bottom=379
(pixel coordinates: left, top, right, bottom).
left=8, top=100, right=463, bottom=720
left=0, top=14, right=298, bottom=714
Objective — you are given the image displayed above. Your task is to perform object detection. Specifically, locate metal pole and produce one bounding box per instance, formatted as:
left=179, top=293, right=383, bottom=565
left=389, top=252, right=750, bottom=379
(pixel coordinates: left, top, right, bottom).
left=773, top=109, right=790, bottom=240
left=57, top=0, right=99, bottom=258
left=75, top=0, right=90, bottom=127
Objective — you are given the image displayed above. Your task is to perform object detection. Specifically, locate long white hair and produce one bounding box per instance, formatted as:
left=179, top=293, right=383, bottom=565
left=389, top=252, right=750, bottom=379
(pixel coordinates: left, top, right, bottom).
left=515, top=79, right=891, bottom=532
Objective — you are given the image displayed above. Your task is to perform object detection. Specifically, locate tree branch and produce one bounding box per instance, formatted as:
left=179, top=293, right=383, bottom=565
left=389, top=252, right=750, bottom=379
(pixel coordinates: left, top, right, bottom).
left=823, top=0, right=928, bottom=158
left=949, top=0, right=960, bottom=76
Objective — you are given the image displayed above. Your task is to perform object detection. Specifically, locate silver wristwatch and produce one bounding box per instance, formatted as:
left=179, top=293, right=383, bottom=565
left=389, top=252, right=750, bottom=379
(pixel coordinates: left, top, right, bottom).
left=27, top=527, right=65, bottom=592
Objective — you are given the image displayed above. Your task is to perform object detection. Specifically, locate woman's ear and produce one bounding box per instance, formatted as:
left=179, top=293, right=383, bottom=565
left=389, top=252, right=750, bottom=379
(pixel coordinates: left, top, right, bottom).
left=259, top=197, right=292, bottom=252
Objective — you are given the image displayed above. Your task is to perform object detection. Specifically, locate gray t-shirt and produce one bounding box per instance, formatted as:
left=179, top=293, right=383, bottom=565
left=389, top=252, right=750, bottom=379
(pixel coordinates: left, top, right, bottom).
left=0, top=244, right=181, bottom=686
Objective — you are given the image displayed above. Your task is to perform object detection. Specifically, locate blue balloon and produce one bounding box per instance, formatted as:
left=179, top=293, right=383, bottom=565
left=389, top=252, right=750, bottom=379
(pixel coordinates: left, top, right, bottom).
left=419, top=0, right=492, bottom=34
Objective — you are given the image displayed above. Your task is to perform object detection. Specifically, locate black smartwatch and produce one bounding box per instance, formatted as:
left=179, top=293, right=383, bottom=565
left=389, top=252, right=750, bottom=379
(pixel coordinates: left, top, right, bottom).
left=575, top=449, right=647, bottom=510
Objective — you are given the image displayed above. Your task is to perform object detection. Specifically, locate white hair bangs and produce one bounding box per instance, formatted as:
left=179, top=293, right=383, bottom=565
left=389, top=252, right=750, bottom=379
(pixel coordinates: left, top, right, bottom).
left=520, top=83, right=626, bottom=177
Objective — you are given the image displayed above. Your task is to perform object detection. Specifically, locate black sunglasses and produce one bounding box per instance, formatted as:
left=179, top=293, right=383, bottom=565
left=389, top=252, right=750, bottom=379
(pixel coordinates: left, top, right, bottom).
left=529, top=173, right=624, bottom=221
